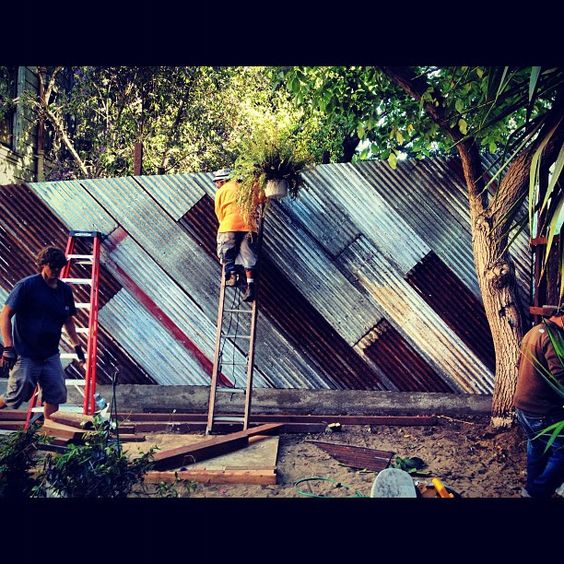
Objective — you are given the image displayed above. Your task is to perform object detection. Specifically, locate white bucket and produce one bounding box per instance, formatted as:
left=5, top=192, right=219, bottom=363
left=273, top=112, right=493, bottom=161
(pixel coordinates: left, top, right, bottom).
left=265, top=179, right=289, bottom=199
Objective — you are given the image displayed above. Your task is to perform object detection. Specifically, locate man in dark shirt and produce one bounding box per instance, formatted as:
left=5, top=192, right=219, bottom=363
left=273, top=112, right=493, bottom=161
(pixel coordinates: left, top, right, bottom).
left=513, top=309, right=564, bottom=498
left=0, top=246, right=85, bottom=419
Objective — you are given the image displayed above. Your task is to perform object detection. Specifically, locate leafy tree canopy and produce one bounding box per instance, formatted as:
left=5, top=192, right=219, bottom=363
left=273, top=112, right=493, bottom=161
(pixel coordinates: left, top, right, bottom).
left=276, top=66, right=564, bottom=170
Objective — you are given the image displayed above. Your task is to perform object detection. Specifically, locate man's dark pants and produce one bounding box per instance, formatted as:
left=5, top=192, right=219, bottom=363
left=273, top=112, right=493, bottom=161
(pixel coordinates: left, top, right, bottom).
left=515, top=407, right=564, bottom=498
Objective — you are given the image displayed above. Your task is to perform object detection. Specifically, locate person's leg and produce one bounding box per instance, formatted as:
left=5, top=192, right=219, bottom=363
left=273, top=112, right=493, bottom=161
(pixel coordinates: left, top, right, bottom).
left=526, top=414, right=564, bottom=497
left=515, top=409, right=562, bottom=497
left=217, top=232, right=239, bottom=284
left=0, top=357, right=39, bottom=410
left=38, top=355, right=67, bottom=420
left=239, top=232, right=259, bottom=302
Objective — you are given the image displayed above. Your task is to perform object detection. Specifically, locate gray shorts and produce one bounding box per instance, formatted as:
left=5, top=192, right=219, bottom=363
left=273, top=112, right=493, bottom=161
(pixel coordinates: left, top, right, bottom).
left=3, top=354, right=67, bottom=409
left=217, top=231, right=259, bottom=270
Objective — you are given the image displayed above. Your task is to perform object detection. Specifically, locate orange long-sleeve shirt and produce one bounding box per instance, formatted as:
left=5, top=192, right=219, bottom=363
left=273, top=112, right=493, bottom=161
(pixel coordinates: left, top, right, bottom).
left=214, top=180, right=264, bottom=233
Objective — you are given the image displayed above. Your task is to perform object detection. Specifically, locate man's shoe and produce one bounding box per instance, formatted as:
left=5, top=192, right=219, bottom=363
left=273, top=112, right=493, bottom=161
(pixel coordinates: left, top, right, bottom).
left=225, top=273, right=237, bottom=286
left=242, top=284, right=256, bottom=302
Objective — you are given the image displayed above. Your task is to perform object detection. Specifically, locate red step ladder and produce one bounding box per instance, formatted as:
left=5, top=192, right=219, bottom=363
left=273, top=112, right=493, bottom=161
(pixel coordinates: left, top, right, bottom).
left=24, top=231, right=102, bottom=428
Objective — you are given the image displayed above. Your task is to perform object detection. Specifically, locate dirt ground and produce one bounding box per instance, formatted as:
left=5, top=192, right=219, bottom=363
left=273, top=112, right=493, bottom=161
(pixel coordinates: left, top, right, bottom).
left=134, top=414, right=531, bottom=498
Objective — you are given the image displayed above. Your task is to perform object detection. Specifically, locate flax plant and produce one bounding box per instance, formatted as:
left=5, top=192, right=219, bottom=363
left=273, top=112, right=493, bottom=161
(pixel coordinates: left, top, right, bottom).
left=524, top=321, right=564, bottom=451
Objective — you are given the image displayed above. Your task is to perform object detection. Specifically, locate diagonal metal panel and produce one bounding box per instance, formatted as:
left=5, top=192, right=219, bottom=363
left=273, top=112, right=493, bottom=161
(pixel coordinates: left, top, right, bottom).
left=262, top=199, right=383, bottom=346
left=99, top=288, right=210, bottom=386
left=338, top=235, right=494, bottom=393
left=134, top=174, right=206, bottom=221
left=28, top=180, right=118, bottom=234
left=292, top=163, right=431, bottom=273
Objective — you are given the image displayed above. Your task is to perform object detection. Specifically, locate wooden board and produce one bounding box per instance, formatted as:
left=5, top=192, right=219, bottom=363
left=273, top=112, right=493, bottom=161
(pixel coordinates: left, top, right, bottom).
left=131, top=435, right=279, bottom=485
left=38, top=419, right=90, bottom=441
left=151, top=423, right=282, bottom=470
left=0, top=410, right=28, bottom=421
left=144, top=468, right=276, bottom=486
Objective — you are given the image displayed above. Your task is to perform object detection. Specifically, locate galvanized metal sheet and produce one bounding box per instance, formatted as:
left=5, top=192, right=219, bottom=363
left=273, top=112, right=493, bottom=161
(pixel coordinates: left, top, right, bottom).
left=262, top=198, right=384, bottom=346
left=99, top=288, right=211, bottom=386
left=28, top=180, right=118, bottom=234
left=134, top=174, right=207, bottom=221
left=297, top=163, right=431, bottom=273
left=279, top=170, right=360, bottom=257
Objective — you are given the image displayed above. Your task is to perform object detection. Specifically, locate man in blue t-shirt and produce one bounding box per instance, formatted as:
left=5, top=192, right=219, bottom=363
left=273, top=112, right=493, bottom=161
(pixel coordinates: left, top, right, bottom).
left=0, top=246, right=85, bottom=419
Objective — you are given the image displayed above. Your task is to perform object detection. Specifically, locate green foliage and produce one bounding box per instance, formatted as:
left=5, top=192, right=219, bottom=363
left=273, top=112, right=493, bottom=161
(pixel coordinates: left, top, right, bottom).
left=232, top=109, right=313, bottom=221
left=153, top=472, right=198, bottom=498
left=390, top=455, right=429, bottom=475
left=35, top=414, right=155, bottom=498
left=0, top=423, right=46, bottom=498
left=528, top=321, right=564, bottom=453
left=0, top=66, right=18, bottom=122
left=277, top=66, right=564, bottom=168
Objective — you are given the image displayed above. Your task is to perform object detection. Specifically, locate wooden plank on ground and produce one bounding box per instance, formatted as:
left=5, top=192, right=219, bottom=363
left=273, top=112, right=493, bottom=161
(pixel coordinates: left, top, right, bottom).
left=117, top=434, right=146, bottom=442
left=0, top=410, right=28, bottom=421
left=152, top=423, right=282, bottom=470
left=144, top=468, right=276, bottom=485
left=38, top=419, right=90, bottom=441
left=308, top=440, right=394, bottom=471
left=50, top=412, right=94, bottom=429
left=144, top=435, right=279, bottom=485
left=0, top=421, right=27, bottom=431
left=115, top=413, right=437, bottom=426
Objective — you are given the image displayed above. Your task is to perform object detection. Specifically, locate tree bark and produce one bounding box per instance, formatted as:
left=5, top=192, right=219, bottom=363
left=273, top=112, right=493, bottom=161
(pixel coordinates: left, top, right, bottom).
left=380, top=67, right=564, bottom=426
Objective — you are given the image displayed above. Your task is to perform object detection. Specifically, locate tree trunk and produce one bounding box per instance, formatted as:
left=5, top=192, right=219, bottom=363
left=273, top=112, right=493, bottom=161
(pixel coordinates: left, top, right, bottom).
left=380, top=66, right=564, bottom=427
left=342, top=133, right=359, bottom=162
left=465, top=175, right=525, bottom=426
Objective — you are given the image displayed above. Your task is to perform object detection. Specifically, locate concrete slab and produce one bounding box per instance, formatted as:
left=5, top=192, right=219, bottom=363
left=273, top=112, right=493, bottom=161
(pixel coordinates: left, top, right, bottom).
left=93, top=384, right=493, bottom=417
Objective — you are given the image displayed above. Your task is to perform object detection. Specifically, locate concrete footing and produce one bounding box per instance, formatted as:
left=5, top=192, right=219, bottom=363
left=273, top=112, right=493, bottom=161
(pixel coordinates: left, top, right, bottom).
left=88, top=385, right=492, bottom=418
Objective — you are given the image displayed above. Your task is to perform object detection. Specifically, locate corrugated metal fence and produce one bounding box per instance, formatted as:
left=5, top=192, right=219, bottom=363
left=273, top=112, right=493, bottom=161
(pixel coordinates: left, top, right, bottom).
left=0, top=156, right=531, bottom=394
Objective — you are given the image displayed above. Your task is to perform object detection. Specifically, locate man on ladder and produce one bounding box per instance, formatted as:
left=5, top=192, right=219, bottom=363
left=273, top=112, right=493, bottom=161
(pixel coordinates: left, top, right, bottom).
left=0, top=246, right=85, bottom=419
left=213, top=168, right=265, bottom=302
left=206, top=168, right=266, bottom=434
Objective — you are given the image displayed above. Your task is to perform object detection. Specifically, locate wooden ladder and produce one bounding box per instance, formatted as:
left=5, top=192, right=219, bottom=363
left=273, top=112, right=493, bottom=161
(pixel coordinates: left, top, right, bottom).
left=206, top=211, right=265, bottom=435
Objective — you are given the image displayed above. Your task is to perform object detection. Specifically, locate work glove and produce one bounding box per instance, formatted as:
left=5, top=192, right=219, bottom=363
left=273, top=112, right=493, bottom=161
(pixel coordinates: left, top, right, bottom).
left=1, top=346, right=18, bottom=376
left=74, top=344, right=86, bottom=363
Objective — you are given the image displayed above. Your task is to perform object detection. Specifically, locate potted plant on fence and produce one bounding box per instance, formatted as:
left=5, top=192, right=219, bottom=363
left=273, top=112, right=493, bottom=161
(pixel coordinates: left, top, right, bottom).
left=232, top=120, right=313, bottom=222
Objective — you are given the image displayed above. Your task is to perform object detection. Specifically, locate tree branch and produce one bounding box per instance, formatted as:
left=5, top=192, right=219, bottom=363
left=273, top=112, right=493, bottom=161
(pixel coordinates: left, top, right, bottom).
left=379, top=66, right=488, bottom=210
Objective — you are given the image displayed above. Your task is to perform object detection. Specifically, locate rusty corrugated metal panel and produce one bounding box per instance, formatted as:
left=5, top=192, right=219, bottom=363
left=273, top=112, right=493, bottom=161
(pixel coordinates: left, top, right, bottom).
left=179, top=194, right=385, bottom=390
left=405, top=251, right=496, bottom=372
left=361, top=319, right=455, bottom=393
left=309, top=440, right=393, bottom=471
left=339, top=234, right=493, bottom=393
left=103, top=230, right=272, bottom=389
left=0, top=183, right=152, bottom=386
left=1, top=183, right=70, bottom=286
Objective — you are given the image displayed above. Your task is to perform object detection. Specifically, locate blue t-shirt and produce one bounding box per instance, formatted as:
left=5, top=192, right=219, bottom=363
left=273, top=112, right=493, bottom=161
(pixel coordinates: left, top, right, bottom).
left=5, top=274, right=77, bottom=360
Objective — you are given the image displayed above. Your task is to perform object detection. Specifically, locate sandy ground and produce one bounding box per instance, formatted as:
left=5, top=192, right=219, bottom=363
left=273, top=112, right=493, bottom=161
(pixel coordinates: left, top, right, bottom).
left=130, top=414, right=530, bottom=498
